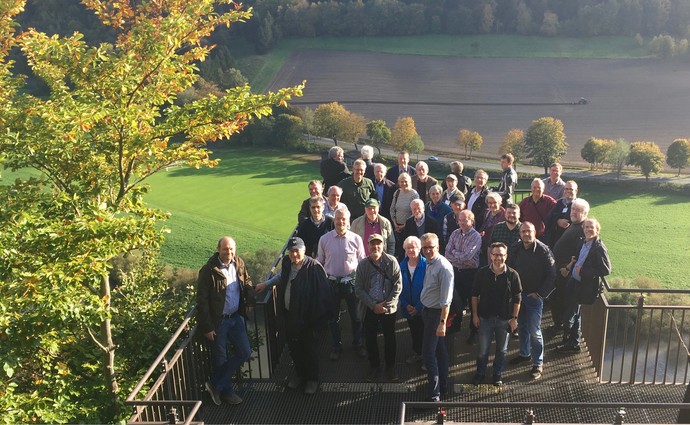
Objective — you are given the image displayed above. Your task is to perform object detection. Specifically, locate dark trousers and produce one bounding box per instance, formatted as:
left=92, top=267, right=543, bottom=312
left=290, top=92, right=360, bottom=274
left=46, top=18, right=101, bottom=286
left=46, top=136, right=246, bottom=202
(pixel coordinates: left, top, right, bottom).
left=406, top=315, right=424, bottom=355
left=364, top=309, right=397, bottom=369
left=562, top=277, right=582, bottom=347
left=422, top=307, right=448, bottom=401
left=329, top=281, right=363, bottom=349
left=287, top=327, right=319, bottom=381
left=454, top=267, right=478, bottom=333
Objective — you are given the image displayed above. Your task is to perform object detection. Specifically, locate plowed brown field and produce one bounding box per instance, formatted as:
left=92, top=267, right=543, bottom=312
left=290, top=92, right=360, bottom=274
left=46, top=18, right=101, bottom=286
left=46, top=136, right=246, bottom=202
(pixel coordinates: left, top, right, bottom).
left=269, top=50, right=690, bottom=163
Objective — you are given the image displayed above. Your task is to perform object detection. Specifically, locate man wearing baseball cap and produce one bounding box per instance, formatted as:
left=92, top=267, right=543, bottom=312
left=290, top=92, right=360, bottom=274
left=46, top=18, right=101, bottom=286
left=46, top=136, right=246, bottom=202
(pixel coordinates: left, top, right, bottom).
left=256, top=237, right=334, bottom=394
left=355, top=234, right=402, bottom=382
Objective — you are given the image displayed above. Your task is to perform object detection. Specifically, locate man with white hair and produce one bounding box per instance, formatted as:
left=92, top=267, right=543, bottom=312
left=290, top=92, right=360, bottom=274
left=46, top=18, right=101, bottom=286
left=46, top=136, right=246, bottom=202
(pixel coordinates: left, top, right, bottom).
left=402, top=199, right=442, bottom=249
left=372, top=163, right=396, bottom=221
left=317, top=209, right=367, bottom=360
left=361, top=145, right=375, bottom=180
left=411, top=161, right=438, bottom=204
left=323, top=185, right=348, bottom=220
left=321, top=146, right=350, bottom=192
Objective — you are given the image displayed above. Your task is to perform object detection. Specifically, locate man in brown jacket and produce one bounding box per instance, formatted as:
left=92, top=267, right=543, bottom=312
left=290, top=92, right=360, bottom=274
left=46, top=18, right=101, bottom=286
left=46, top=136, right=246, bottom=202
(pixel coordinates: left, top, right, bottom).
left=197, top=236, right=256, bottom=406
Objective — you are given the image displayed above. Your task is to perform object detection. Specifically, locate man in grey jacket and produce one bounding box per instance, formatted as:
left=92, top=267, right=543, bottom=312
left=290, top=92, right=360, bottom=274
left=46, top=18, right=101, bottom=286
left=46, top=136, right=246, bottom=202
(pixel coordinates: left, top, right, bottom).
left=355, top=234, right=402, bottom=382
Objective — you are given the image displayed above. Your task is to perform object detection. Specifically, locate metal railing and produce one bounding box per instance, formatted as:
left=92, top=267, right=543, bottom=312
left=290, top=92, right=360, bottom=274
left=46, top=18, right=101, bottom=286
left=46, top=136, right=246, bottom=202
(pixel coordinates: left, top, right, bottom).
left=399, top=401, right=690, bottom=424
left=582, top=280, right=690, bottom=384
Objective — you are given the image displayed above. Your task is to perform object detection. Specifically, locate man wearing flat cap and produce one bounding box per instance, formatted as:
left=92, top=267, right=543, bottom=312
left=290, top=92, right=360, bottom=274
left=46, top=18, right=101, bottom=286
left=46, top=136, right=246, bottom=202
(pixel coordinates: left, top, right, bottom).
left=355, top=234, right=402, bottom=382
left=256, top=237, right=334, bottom=394
left=350, top=198, right=395, bottom=256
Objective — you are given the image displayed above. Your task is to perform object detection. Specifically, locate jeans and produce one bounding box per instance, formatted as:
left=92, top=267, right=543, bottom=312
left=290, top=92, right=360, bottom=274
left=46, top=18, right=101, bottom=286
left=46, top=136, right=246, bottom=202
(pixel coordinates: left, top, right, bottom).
left=562, top=277, right=582, bottom=347
left=210, top=314, right=252, bottom=396
left=329, top=283, right=363, bottom=350
left=422, top=308, right=448, bottom=401
left=406, top=315, right=424, bottom=355
left=364, top=310, right=397, bottom=369
left=476, top=316, right=509, bottom=378
left=518, top=295, right=544, bottom=366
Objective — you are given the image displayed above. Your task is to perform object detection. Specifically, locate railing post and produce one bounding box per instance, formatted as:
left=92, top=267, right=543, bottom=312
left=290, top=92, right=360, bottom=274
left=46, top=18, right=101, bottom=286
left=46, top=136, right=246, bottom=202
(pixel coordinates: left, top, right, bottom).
left=629, top=294, right=645, bottom=383
left=523, top=407, right=535, bottom=424
left=613, top=407, right=626, bottom=424
left=679, top=353, right=690, bottom=423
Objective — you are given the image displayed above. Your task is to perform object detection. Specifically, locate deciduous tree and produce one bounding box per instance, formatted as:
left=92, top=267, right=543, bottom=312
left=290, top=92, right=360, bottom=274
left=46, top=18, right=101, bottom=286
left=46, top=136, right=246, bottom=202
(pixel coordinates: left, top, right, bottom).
left=581, top=137, right=614, bottom=170
left=366, top=119, right=391, bottom=157
left=627, top=141, right=665, bottom=181
left=456, top=128, right=483, bottom=159
left=390, top=116, right=420, bottom=152
left=666, top=138, right=690, bottom=176
left=524, top=117, right=568, bottom=174
left=313, top=102, right=362, bottom=146
left=499, top=128, right=525, bottom=167
left=0, top=1, right=302, bottom=422
left=605, top=138, right=630, bottom=179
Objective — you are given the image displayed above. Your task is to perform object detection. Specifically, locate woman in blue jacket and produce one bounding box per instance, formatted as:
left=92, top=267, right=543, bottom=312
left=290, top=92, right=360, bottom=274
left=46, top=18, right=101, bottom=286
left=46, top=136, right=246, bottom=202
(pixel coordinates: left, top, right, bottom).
left=399, top=235, right=427, bottom=367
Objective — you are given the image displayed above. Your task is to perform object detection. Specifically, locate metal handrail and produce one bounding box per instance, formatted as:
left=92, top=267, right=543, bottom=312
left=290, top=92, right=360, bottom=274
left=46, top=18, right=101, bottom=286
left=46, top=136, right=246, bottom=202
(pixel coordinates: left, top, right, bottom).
left=399, top=401, right=690, bottom=425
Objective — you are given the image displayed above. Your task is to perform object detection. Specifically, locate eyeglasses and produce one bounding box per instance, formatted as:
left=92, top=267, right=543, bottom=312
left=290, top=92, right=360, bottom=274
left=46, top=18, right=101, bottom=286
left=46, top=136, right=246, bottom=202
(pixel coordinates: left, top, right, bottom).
left=421, top=245, right=437, bottom=251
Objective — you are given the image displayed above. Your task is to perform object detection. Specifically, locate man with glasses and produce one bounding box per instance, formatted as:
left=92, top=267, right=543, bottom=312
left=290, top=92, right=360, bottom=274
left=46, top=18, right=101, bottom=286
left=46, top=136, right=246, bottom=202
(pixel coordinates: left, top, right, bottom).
left=471, top=242, right=522, bottom=386
left=419, top=233, right=454, bottom=402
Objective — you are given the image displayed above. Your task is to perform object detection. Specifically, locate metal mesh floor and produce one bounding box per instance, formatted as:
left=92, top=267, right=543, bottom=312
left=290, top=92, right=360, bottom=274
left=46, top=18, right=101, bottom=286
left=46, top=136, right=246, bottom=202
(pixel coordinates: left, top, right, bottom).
left=199, top=309, right=687, bottom=424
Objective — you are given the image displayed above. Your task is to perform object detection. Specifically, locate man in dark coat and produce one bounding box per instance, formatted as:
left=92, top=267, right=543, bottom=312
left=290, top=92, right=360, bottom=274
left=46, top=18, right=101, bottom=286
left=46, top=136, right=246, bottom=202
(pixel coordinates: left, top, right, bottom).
left=372, top=163, right=396, bottom=221
left=256, top=237, right=334, bottom=394
left=401, top=199, right=441, bottom=259
left=321, top=146, right=350, bottom=192
left=385, top=150, right=416, bottom=182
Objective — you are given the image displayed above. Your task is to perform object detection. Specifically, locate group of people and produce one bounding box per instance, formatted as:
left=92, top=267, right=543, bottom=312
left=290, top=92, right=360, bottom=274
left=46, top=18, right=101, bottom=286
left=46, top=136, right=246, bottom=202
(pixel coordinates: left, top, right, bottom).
left=195, top=147, right=612, bottom=405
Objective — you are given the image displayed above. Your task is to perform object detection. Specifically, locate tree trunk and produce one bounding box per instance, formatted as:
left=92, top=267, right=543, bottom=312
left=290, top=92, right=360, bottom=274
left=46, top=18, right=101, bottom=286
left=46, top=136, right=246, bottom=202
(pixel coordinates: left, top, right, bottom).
left=100, top=274, right=120, bottom=419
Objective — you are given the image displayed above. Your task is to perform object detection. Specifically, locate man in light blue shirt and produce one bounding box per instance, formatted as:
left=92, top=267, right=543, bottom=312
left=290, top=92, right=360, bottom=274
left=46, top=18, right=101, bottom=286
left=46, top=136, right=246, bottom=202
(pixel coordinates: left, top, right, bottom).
left=419, top=233, right=454, bottom=402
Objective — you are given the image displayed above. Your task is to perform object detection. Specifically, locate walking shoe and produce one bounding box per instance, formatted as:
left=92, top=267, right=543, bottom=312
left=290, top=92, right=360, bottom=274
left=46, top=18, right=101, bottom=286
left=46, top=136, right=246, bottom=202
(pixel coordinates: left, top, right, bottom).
left=509, top=355, right=531, bottom=365
left=386, top=366, right=399, bottom=382
left=329, top=349, right=341, bottom=361
left=354, top=344, right=367, bottom=358
left=406, top=353, right=422, bottom=364
left=287, top=376, right=302, bottom=390
left=221, top=392, right=243, bottom=405
left=530, top=365, right=543, bottom=380
left=492, top=375, right=503, bottom=387
left=471, top=373, right=484, bottom=386
left=205, top=381, right=221, bottom=406
left=304, top=380, right=319, bottom=395
left=557, top=344, right=581, bottom=354
left=366, top=367, right=379, bottom=382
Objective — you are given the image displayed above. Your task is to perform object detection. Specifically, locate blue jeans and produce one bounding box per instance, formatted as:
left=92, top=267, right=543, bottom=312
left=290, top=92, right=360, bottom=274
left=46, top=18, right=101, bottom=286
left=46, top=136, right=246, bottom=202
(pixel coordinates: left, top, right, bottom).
left=422, top=308, right=448, bottom=401
left=210, top=314, right=252, bottom=396
left=476, top=316, right=509, bottom=378
left=329, top=286, right=363, bottom=350
left=518, top=295, right=544, bottom=366
left=562, top=277, right=582, bottom=347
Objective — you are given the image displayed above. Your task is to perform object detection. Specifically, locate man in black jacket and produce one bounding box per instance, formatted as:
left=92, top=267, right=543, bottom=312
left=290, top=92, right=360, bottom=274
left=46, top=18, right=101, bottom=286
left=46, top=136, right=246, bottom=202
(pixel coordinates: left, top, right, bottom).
left=507, top=222, right=556, bottom=380
left=256, top=237, right=334, bottom=394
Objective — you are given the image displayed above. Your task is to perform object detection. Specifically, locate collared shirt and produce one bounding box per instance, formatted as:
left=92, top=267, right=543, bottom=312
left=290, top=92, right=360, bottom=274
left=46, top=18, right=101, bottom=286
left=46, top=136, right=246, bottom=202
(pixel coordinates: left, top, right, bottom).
left=362, top=218, right=381, bottom=255
left=572, top=240, right=594, bottom=281
left=543, top=177, right=566, bottom=200
left=367, top=258, right=386, bottom=302
left=317, top=229, right=365, bottom=277
left=374, top=180, right=386, bottom=204
left=467, top=187, right=483, bottom=211
left=420, top=254, right=454, bottom=309
left=444, top=227, right=482, bottom=269
left=219, top=260, right=240, bottom=315
left=414, top=214, right=426, bottom=236
left=323, top=202, right=348, bottom=220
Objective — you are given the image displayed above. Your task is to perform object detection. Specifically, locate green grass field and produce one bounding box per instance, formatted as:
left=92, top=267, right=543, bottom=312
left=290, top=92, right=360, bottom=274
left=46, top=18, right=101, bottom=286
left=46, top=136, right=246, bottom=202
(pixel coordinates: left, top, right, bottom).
left=143, top=148, right=321, bottom=268
left=146, top=149, right=689, bottom=288
left=240, top=35, right=650, bottom=92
